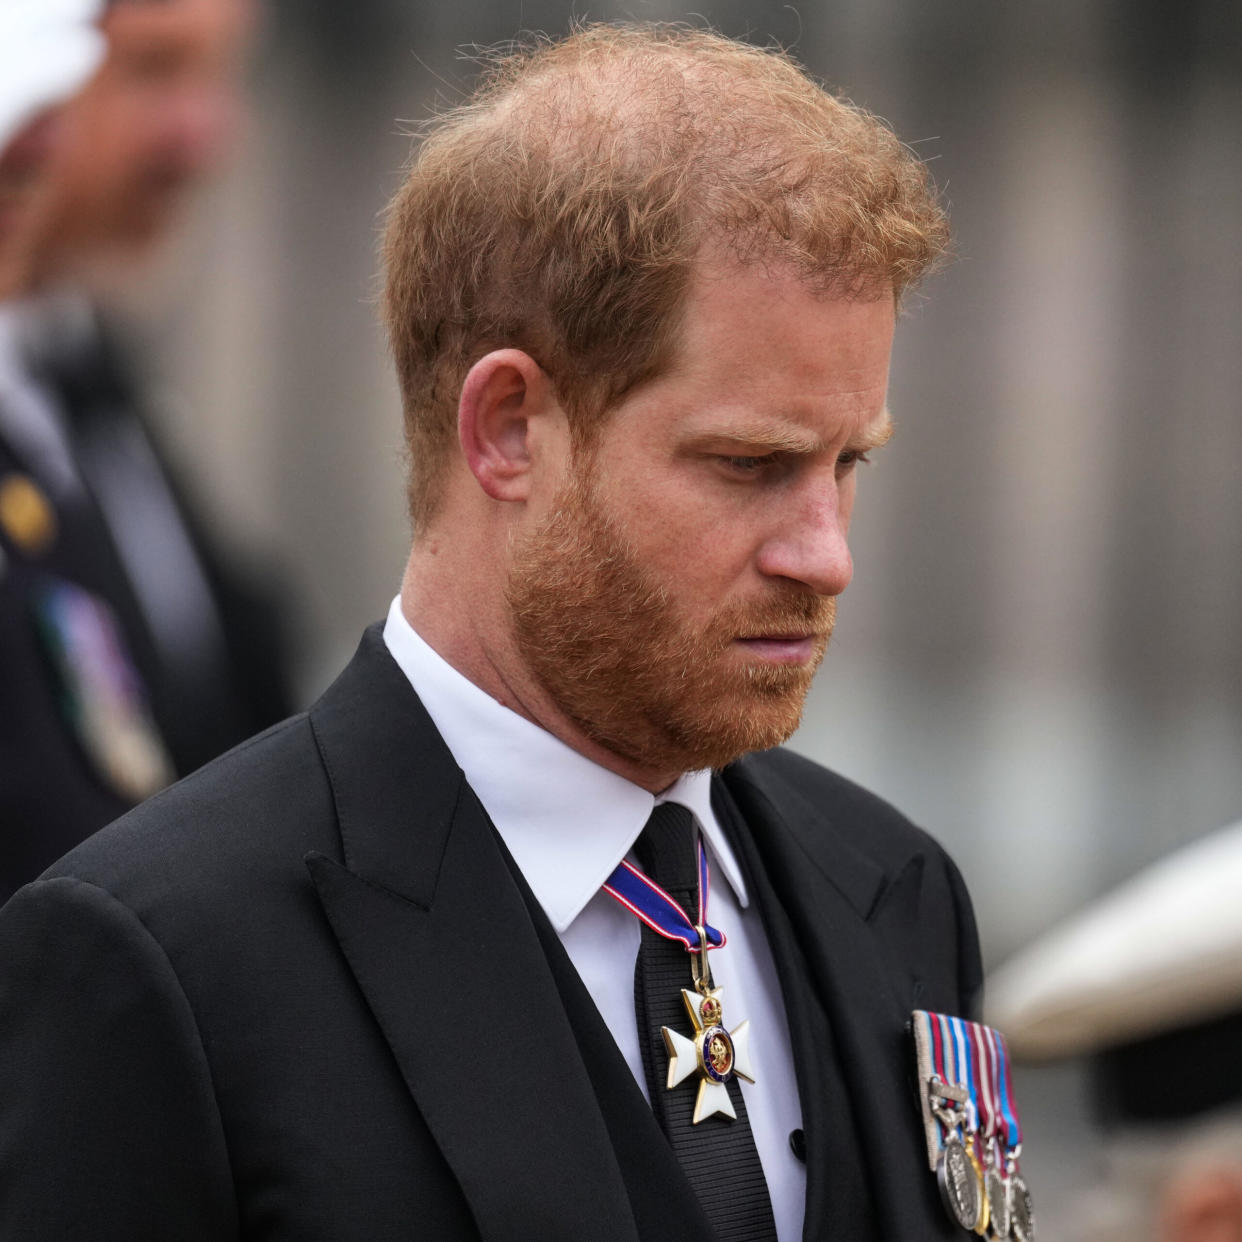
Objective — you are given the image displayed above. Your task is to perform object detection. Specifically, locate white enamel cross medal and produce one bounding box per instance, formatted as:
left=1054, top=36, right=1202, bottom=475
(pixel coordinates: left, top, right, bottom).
left=600, top=840, right=757, bottom=1124
left=663, top=983, right=756, bottom=1123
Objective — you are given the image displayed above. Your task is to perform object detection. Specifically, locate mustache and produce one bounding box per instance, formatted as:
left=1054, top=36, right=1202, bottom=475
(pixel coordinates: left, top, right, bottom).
left=708, top=591, right=836, bottom=642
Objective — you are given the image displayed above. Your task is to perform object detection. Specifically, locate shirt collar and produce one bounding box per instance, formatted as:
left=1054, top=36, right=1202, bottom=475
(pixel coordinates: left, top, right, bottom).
left=0, top=302, right=27, bottom=390
left=382, top=596, right=749, bottom=932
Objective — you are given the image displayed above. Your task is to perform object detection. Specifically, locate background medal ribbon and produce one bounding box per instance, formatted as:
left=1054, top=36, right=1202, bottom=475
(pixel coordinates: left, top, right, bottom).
left=602, top=835, right=726, bottom=952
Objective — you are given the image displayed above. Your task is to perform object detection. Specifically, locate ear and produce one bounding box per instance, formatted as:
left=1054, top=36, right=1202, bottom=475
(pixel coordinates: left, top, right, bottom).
left=457, top=349, right=558, bottom=504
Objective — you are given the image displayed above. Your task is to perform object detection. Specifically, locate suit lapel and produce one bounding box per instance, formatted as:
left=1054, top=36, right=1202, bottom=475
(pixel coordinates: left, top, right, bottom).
left=721, top=758, right=954, bottom=1240
left=713, top=779, right=875, bottom=1239
left=304, top=628, right=638, bottom=1242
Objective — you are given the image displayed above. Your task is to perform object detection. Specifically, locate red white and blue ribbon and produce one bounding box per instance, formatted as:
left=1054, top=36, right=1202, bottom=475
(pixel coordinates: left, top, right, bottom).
left=602, top=835, right=726, bottom=952
left=918, top=1010, right=1023, bottom=1160
left=994, top=1024, right=1022, bottom=1154
left=971, top=1019, right=1000, bottom=1164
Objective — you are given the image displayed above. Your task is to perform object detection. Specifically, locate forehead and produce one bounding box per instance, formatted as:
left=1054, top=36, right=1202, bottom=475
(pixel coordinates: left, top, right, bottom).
left=620, top=260, right=896, bottom=443
left=104, top=0, right=253, bottom=59
left=680, top=259, right=891, bottom=366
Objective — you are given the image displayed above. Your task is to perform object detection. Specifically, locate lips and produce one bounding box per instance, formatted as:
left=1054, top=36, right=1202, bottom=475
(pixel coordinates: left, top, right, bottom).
left=734, top=633, right=823, bottom=663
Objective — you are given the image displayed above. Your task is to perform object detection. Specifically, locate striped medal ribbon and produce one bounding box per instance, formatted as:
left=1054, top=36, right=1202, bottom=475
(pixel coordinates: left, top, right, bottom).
left=913, top=1010, right=1035, bottom=1240
left=602, top=836, right=725, bottom=952
left=604, top=824, right=756, bottom=1125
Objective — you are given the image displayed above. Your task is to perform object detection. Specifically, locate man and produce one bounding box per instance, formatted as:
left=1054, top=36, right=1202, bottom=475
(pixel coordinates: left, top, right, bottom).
left=27, top=0, right=252, bottom=276
left=0, top=0, right=287, bottom=901
left=0, top=0, right=105, bottom=297
left=0, top=25, right=981, bottom=1240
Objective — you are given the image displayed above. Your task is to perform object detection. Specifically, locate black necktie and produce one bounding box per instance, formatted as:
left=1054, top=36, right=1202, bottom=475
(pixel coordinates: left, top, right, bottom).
left=632, top=803, right=778, bottom=1241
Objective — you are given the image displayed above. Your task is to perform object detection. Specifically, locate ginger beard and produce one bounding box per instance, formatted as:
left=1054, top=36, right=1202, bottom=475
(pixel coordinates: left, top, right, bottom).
left=506, top=468, right=836, bottom=775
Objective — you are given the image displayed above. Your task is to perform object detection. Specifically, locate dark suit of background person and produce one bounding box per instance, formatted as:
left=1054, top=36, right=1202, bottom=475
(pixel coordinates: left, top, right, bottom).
left=0, top=626, right=981, bottom=1240
left=0, top=0, right=281, bottom=899
left=0, top=303, right=292, bottom=899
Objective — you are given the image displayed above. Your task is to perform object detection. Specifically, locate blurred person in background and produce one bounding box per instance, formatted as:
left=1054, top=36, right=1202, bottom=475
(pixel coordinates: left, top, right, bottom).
left=0, top=24, right=984, bottom=1240
left=0, top=0, right=105, bottom=297
left=989, top=820, right=1242, bottom=1242
left=0, top=0, right=289, bottom=903
left=27, top=0, right=252, bottom=279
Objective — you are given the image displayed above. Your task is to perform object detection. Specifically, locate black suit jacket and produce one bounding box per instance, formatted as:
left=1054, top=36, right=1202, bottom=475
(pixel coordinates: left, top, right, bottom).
left=0, top=626, right=982, bottom=1240
left=0, top=314, right=291, bottom=899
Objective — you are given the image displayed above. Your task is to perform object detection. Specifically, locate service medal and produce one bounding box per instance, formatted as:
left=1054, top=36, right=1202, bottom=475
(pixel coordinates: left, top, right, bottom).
left=985, top=1165, right=1010, bottom=1238
left=968, top=1143, right=990, bottom=1236
left=1009, top=1172, right=1035, bottom=1242
left=912, top=1011, right=1035, bottom=1240
left=937, top=1134, right=982, bottom=1231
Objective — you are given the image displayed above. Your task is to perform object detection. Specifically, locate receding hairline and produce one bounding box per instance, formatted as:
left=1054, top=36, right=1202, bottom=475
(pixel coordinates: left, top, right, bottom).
left=383, top=21, right=949, bottom=527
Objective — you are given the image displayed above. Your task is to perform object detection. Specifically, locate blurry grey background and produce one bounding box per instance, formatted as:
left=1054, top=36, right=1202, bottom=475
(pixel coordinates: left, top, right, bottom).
left=129, top=0, right=1241, bottom=1226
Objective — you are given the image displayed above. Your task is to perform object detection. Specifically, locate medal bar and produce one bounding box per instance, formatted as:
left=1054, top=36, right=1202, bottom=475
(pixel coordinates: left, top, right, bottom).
left=912, top=1009, right=1035, bottom=1239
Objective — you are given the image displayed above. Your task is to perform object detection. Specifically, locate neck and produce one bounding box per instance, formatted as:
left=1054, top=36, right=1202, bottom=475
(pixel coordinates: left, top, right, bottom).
left=400, top=542, right=681, bottom=794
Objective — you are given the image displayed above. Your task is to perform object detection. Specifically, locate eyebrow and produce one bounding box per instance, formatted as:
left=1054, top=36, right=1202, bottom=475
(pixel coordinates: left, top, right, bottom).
left=692, top=409, right=895, bottom=455
left=857, top=412, right=895, bottom=451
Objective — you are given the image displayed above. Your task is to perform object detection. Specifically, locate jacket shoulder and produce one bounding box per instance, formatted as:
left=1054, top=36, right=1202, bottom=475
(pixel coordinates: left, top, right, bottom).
left=738, top=746, right=948, bottom=870
left=36, top=712, right=335, bottom=904
left=737, top=746, right=984, bottom=1018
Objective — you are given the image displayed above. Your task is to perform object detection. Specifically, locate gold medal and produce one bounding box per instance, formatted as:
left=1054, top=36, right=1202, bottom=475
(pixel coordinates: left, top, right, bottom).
left=968, top=1140, right=990, bottom=1235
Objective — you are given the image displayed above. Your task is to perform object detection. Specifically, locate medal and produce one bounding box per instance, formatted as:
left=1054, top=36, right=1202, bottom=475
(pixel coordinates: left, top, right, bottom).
left=995, top=1025, right=1035, bottom=1240
left=32, top=578, right=174, bottom=802
left=968, top=1142, right=990, bottom=1236
left=913, top=1011, right=1034, bottom=1238
left=937, top=1132, right=982, bottom=1229
left=661, top=916, right=755, bottom=1124
left=968, top=1016, right=1007, bottom=1239
left=1008, top=1172, right=1035, bottom=1242
left=603, top=827, right=756, bottom=1125
left=0, top=472, right=57, bottom=556
left=917, top=1016, right=986, bottom=1233
left=985, top=1165, right=1010, bottom=1238
left=663, top=980, right=755, bottom=1123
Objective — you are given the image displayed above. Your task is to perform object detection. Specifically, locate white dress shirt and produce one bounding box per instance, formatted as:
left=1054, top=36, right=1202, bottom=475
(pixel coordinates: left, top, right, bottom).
left=383, top=597, right=806, bottom=1238
left=0, top=300, right=83, bottom=501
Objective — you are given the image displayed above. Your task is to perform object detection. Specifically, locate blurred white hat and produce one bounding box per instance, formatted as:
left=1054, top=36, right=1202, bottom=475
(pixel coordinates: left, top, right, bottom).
left=0, top=0, right=107, bottom=153
left=988, top=819, right=1242, bottom=1062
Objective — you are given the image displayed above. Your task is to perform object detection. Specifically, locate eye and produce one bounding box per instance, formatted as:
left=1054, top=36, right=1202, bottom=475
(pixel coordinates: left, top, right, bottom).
left=837, top=449, right=872, bottom=469
left=719, top=455, right=772, bottom=473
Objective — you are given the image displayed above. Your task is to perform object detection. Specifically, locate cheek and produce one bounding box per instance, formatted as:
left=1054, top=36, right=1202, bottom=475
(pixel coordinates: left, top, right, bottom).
left=593, top=449, right=762, bottom=596
left=626, top=498, right=759, bottom=604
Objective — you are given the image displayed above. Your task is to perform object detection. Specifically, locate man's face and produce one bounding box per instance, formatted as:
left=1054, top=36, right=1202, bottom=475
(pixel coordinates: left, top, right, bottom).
left=507, top=262, right=895, bottom=777
left=0, top=110, right=63, bottom=296
left=34, top=0, right=252, bottom=268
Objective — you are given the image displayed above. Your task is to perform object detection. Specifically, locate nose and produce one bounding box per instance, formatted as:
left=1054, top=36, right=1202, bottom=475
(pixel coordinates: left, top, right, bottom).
left=754, top=483, right=854, bottom=597
left=158, top=85, right=239, bottom=180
